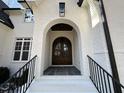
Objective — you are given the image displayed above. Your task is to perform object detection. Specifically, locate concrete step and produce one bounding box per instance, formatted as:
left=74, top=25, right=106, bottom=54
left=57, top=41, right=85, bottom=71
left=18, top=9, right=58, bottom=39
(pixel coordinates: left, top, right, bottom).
left=27, top=91, right=97, bottom=93
left=26, top=76, right=98, bottom=93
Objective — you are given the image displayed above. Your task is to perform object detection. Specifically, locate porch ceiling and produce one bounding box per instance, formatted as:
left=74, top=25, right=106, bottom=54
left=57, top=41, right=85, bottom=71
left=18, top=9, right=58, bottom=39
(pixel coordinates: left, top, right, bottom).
left=51, top=23, right=73, bottom=31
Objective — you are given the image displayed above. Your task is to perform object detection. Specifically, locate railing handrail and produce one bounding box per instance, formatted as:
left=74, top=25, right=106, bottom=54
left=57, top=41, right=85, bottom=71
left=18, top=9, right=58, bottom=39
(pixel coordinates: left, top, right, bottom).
left=87, top=55, right=112, bottom=76
left=87, top=55, right=124, bottom=93
left=0, top=55, right=37, bottom=93
left=0, top=55, right=37, bottom=87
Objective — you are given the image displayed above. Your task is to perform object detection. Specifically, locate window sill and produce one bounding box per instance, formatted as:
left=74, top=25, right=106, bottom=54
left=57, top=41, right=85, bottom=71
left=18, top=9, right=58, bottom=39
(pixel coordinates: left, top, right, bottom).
left=12, top=61, right=29, bottom=63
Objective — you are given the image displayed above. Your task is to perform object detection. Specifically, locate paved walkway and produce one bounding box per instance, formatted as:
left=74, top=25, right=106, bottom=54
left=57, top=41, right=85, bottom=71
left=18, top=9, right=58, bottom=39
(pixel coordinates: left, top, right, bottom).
left=43, top=66, right=81, bottom=75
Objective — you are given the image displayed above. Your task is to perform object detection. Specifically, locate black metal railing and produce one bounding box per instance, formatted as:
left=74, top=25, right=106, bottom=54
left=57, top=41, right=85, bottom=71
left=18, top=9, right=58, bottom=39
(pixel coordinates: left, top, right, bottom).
left=0, top=55, right=37, bottom=93
left=87, top=55, right=124, bottom=93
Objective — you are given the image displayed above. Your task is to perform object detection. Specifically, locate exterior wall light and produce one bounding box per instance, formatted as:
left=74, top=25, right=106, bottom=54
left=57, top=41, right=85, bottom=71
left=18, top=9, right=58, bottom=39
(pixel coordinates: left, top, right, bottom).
left=24, top=9, right=34, bottom=22
left=59, top=2, right=65, bottom=17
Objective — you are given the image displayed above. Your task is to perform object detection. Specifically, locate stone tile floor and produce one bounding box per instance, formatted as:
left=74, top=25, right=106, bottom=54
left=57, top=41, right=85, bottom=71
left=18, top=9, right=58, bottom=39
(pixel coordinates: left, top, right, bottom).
left=43, top=66, right=81, bottom=75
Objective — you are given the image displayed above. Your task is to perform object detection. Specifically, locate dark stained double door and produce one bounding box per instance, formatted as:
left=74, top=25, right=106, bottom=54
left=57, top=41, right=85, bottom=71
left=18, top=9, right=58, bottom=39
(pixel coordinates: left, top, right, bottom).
left=52, top=37, right=72, bottom=65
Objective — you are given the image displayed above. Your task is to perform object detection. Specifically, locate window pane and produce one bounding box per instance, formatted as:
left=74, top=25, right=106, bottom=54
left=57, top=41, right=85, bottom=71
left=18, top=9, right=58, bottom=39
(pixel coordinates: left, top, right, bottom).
left=13, top=52, right=21, bottom=61
left=55, top=43, right=61, bottom=50
left=24, top=38, right=31, bottom=40
left=21, top=51, right=29, bottom=61
left=63, top=43, right=68, bottom=51
left=60, top=3, right=65, bottom=10
left=63, top=43, right=69, bottom=56
left=17, top=38, right=23, bottom=40
left=23, top=42, right=30, bottom=50
left=54, top=43, right=61, bottom=56
left=15, top=42, right=22, bottom=50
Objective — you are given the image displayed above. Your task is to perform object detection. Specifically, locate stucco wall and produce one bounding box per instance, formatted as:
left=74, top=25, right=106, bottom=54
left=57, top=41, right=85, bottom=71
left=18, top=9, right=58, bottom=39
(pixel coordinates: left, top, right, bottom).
left=0, top=11, right=34, bottom=74
left=86, top=1, right=112, bottom=75
left=91, top=22, right=111, bottom=72
left=31, top=0, right=92, bottom=77
left=73, top=30, right=81, bottom=71
left=102, top=0, right=124, bottom=84
left=1, top=0, right=123, bottom=82
left=0, top=24, right=9, bottom=66
left=44, top=31, right=50, bottom=70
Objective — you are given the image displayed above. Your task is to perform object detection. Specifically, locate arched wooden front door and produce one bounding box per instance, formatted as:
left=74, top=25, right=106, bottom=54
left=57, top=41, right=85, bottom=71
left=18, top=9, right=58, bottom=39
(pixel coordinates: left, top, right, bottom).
left=52, top=37, right=72, bottom=65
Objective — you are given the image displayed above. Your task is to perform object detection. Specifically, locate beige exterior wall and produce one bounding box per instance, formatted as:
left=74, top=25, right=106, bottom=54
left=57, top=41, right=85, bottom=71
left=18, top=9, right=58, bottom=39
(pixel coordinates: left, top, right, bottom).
left=102, top=0, right=124, bottom=84
left=0, top=0, right=124, bottom=85
left=31, top=0, right=105, bottom=77
left=0, top=11, right=34, bottom=74
left=0, top=24, right=9, bottom=65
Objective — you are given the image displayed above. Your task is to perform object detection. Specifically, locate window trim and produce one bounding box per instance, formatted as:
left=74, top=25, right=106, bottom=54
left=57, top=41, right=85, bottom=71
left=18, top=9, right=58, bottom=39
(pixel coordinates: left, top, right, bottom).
left=12, top=37, right=32, bottom=63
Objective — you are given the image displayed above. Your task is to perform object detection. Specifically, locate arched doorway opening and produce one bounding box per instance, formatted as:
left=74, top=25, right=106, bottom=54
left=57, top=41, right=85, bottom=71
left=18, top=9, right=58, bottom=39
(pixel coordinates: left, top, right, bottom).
left=34, top=18, right=84, bottom=76
left=43, top=22, right=81, bottom=75
left=52, top=37, right=72, bottom=65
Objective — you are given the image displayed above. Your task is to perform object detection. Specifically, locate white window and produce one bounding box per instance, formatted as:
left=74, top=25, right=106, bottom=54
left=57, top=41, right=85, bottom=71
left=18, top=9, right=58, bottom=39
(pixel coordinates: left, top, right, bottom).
left=13, top=37, right=32, bottom=62
left=59, top=2, right=65, bottom=17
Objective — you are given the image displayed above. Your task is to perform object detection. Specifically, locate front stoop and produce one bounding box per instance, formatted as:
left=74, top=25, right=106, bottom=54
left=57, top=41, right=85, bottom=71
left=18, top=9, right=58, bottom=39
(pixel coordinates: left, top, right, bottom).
left=26, top=76, right=98, bottom=93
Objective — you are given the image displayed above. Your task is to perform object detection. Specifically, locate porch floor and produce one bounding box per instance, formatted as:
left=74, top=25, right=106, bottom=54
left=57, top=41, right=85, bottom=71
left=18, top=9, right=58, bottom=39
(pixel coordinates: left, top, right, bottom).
left=43, top=66, right=81, bottom=75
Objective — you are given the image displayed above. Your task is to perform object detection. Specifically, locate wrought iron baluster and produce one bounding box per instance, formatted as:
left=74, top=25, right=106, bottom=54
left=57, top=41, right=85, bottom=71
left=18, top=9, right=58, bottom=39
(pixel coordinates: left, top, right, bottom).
left=87, top=55, right=124, bottom=93
left=97, top=65, right=102, bottom=93
left=0, top=55, right=37, bottom=93
left=107, top=75, right=112, bottom=93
